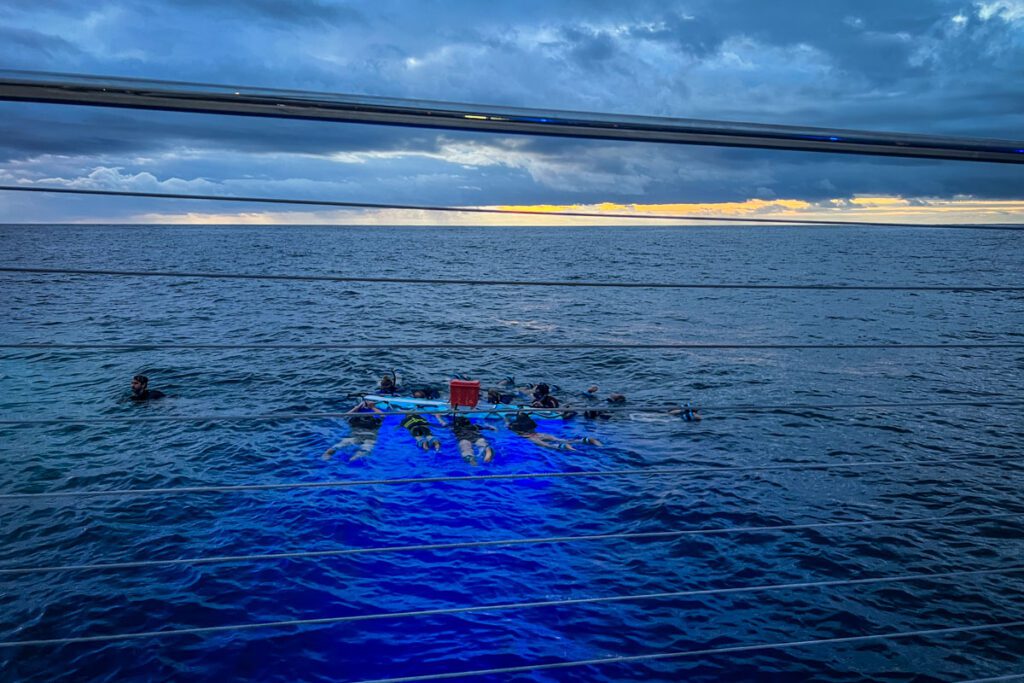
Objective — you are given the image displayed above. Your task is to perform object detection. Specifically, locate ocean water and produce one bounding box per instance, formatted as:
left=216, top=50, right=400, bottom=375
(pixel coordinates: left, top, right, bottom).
left=1, top=224, right=1023, bottom=682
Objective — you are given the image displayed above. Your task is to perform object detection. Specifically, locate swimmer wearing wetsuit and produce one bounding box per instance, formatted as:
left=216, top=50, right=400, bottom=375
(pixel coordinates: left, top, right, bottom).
left=451, top=415, right=496, bottom=465
left=504, top=411, right=601, bottom=451
left=324, top=400, right=385, bottom=461
left=401, top=412, right=443, bottom=451
left=130, top=375, right=165, bottom=401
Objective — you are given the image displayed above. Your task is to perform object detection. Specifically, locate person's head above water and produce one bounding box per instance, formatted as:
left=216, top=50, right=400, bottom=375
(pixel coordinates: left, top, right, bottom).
left=379, top=374, right=396, bottom=391
left=587, top=385, right=600, bottom=394
left=606, top=393, right=626, bottom=404
left=486, top=388, right=502, bottom=403
left=131, top=374, right=149, bottom=395
left=533, top=383, right=550, bottom=398
left=509, top=411, right=537, bottom=433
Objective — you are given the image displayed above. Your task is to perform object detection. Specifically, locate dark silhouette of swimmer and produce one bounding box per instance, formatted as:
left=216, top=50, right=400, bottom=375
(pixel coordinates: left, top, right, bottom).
left=324, top=400, right=385, bottom=461
left=578, top=387, right=624, bottom=419
left=450, top=415, right=496, bottom=465
left=504, top=411, right=601, bottom=450
left=378, top=372, right=400, bottom=395
left=531, top=383, right=560, bottom=409
left=669, top=404, right=702, bottom=421
left=130, top=375, right=165, bottom=401
left=401, top=412, right=444, bottom=451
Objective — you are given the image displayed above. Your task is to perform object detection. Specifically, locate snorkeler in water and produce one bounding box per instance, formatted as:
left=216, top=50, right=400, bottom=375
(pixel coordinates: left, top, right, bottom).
left=401, top=412, right=445, bottom=451
left=573, top=386, right=626, bottom=419
left=669, top=404, right=703, bottom=421
left=531, top=383, right=561, bottom=409
left=378, top=371, right=401, bottom=395
left=409, top=385, right=442, bottom=400
left=130, top=374, right=165, bottom=401
left=504, top=410, right=601, bottom=451
left=450, top=415, right=496, bottom=465
left=323, top=399, right=386, bottom=462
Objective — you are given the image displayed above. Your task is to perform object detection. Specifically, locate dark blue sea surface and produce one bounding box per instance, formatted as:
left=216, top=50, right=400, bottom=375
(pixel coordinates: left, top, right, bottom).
left=1, top=224, right=1023, bottom=682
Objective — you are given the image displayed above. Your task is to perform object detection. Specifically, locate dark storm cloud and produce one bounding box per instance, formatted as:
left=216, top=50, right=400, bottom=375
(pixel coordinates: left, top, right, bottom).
left=0, top=103, right=449, bottom=163
left=0, top=26, right=81, bottom=62
left=626, top=13, right=725, bottom=58
left=172, top=0, right=365, bottom=27
left=561, top=26, right=618, bottom=64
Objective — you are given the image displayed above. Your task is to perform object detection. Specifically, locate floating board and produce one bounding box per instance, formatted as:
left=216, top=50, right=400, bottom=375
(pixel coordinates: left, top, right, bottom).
left=363, top=394, right=564, bottom=420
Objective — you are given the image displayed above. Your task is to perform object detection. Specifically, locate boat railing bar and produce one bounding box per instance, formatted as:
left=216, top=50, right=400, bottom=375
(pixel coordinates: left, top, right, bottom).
left=3, top=265, right=1023, bottom=291
left=2, top=342, right=1023, bottom=352
left=1, top=454, right=1021, bottom=501
left=1, top=400, right=1021, bottom=426
left=957, top=674, right=1024, bottom=683
left=1, top=565, right=1022, bottom=648
left=1, top=69, right=1023, bottom=163
left=1, top=186, right=1023, bottom=230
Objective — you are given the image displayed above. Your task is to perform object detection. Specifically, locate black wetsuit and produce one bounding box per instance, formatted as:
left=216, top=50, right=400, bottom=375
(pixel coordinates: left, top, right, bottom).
left=401, top=414, right=432, bottom=438
left=532, top=394, right=559, bottom=409
left=508, top=413, right=537, bottom=434
left=131, top=389, right=165, bottom=401
left=348, top=407, right=383, bottom=429
left=452, top=416, right=481, bottom=441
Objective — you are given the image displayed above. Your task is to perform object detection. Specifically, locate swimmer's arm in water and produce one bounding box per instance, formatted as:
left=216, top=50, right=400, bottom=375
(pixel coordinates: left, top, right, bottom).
left=431, top=413, right=448, bottom=427
left=345, top=402, right=366, bottom=415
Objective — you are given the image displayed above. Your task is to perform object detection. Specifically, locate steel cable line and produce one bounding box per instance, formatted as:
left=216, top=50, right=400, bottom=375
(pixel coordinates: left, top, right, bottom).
left=3, top=265, right=1023, bottom=291
left=1, top=565, right=1022, bottom=648
left=0, top=511, right=1019, bottom=576
left=959, top=676, right=1024, bottom=683
left=2, top=455, right=1021, bottom=501
left=2, top=342, right=1023, bottom=351
left=1, top=399, right=1022, bottom=426
left=351, top=620, right=1024, bottom=683
left=3, top=69, right=1024, bottom=163
left=3, top=185, right=1024, bottom=230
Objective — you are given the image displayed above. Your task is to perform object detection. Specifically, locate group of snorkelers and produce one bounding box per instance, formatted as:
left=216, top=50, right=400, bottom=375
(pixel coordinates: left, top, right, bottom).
left=324, top=375, right=608, bottom=464
left=323, top=373, right=698, bottom=465
left=123, top=372, right=696, bottom=465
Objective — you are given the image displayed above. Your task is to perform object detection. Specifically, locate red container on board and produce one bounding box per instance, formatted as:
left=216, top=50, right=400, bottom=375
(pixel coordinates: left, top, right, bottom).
left=449, top=379, right=481, bottom=408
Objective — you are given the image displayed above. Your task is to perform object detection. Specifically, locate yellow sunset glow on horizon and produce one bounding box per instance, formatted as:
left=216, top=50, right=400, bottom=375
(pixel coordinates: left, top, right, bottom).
left=117, top=195, right=1024, bottom=226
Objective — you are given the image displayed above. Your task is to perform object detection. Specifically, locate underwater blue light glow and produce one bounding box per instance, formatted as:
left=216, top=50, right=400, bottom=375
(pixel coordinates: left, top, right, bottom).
left=829, top=136, right=841, bottom=141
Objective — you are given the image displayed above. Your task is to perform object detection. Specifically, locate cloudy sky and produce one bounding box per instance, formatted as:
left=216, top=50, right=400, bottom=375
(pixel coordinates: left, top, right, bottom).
left=1, top=0, right=1022, bottom=224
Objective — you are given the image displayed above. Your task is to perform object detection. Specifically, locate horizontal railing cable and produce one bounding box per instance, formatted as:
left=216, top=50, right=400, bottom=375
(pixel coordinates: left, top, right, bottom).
left=4, top=397, right=1019, bottom=423
left=351, top=620, right=1024, bottom=683
left=2, top=342, right=1023, bottom=352
left=1, top=565, right=1022, bottom=648
left=0, top=511, right=1019, bottom=576
left=1, top=399, right=1023, bottom=426
left=3, top=69, right=1024, bottom=163
left=2, top=186, right=1024, bottom=230
left=958, top=675, right=1024, bottom=683
left=2, top=454, right=1021, bottom=501
left=3, top=265, right=1022, bottom=291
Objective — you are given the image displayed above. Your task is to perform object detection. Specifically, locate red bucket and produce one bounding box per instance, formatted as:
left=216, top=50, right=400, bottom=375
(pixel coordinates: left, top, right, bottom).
left=449, top=379, right=481, bottom=408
